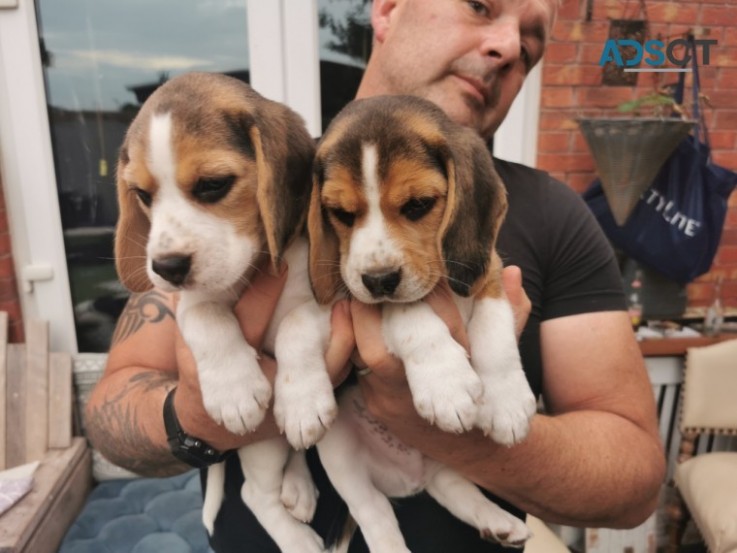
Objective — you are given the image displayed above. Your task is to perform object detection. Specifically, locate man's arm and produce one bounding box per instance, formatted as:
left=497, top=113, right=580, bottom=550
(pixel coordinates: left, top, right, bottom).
left=86, top=266, right=355, bottom=477
left=85, top=289, right=186, bottom=477
left=353, top=305, right=665, bottom=528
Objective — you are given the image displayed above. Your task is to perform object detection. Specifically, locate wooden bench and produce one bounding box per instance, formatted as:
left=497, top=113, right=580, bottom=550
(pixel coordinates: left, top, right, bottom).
left=0, top=312, right=92, bottom=553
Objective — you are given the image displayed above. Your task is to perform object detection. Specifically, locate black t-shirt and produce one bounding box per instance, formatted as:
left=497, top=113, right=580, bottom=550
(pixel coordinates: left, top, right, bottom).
left=205, top=159, right=626, bottom=553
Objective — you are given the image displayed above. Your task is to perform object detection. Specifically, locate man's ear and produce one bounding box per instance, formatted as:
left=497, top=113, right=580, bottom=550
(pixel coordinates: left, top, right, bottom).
left=371, top=0, right=400, bottom=42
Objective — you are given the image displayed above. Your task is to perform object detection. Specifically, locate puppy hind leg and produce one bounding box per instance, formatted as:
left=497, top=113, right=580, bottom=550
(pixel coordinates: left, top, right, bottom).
left=424, top=461, right=531, bottom=548
left=281, top=449, right=320, bottom=523
left=202, top=461, right=226, bottom=535
left=238, top=439, right=326, bottom=553
left=317, top=419, right=411, bottom=553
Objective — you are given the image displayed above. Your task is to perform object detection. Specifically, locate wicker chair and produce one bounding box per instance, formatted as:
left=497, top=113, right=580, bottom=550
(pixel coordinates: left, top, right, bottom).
left=667, top=339, right=737, bottom=553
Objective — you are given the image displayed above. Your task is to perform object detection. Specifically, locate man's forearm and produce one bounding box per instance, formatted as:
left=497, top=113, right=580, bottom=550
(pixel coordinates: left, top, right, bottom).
left=395, top=410, right=665, bottom=528
left=85, top=367, right=188, bottom=477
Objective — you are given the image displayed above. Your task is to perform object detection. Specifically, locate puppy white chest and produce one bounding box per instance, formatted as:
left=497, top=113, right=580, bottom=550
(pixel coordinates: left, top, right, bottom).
left=339, top=388, right=426, bottom=497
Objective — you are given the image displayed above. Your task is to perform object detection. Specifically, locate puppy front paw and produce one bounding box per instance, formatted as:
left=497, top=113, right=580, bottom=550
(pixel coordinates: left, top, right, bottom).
left=274, top=371, right=337, bottom=449
left=200, top=356, right=272, bottom=435
left=475, top=370, right=536, bottom=446
left=408, top=344, right=483, bottom=433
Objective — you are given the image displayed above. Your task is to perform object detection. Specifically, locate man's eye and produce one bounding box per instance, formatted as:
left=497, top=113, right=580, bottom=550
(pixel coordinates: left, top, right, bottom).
left=193, top=175, right=236, bottom=203
left=401, top=197, right=437, bottom=221
left=329, top=207, right=356, bottom=228
left=467, top=1, right=488, bottom=15
left=133, top=187, right=152, bottom=207
left=521, top=47, right=532, bottom=70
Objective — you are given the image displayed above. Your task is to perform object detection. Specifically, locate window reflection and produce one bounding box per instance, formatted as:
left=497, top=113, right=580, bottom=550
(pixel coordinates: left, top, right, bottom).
left=35, top=0, right=250, bottom=351
left=318, top=0, right=372, bottom=130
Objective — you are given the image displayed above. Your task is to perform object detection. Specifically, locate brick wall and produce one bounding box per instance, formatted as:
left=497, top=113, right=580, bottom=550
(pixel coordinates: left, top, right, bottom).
left=0, top=174, right=24, bottom=342
left=540, top=0, right=737, bottom=311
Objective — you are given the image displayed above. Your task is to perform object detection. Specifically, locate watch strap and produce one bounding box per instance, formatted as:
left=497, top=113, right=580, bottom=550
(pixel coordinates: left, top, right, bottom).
left=163, top=387, right=231, bottom=468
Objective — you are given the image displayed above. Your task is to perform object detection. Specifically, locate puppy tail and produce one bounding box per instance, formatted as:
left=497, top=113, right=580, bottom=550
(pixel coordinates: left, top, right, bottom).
left=202, top=461, right=226, bottom=535
left=327, top=515, right=357, bottom=553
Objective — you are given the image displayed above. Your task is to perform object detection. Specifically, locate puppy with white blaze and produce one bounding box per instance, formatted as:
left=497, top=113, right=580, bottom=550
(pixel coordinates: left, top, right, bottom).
left=280, top=95, right=539, bottom=552
left=114, top=72, right=334, bottom=553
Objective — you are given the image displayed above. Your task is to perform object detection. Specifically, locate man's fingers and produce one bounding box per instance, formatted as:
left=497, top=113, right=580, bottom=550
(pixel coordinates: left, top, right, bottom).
left=502, top=265, right=531, bottom=340
left=234, top=262, right=289, bottom=348
left=325, top=300, right=356, bottom=385
left=425, top=282, right=470, bottom=351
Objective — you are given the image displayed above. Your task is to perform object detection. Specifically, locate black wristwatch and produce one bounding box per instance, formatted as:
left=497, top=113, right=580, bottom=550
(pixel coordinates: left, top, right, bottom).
left=163, top=387, right=232, bottom=468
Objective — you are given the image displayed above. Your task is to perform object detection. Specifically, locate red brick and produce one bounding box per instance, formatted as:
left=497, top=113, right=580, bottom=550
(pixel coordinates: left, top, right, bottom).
left=727, top=207, right=737, bottom=226
left=686, top=282, right=712, bottom=304
left=0, top=232, right=11, bottom=254
left=541, top=87, right=576, bottom=108
left=551, top=21, right=610, bottom=44
left=557, top=0, right=582, bottom=20
left=537, top=153, right=596, bottom=173
left=720, top=227, right=737, bottom=247
left=581, top=87, right=638, bottom=109
left=544, top=43, right=579, bottom=64
left=0, top=278, right=18, bottom=302
left=710, top=130, right=737, bottom=150
left=716, top=245, right=737, bottom=265
left=648, top=3, right=700, bottom=24
left=537, top=131, right=572, bottom=153
left=702, top=7, right=737, bottom=27
left=712, top=110, right=737, bottom=132
left=718, top=68, right=737, bottom=88
left=0, top=255, right=15, bottom=279
left=539, top=112, right=579, bottom=131
left=711, top=150, right=737, bottom=170
left=543, top=64, right=601, bottom=86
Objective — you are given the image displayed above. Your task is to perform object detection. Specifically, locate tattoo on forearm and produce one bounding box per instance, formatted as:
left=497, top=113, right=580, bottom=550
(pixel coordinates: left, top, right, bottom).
left=86, top=371, right=185, bottom=477
left=112, top=291, right=174, bottom=345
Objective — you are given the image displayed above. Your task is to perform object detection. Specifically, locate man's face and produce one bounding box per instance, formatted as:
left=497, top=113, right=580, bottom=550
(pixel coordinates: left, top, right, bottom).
left=366, top=0, right=555, bottom=138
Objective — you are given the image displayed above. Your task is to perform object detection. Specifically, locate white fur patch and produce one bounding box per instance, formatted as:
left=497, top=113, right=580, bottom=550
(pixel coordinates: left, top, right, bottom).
left=343, top=144, right=404, bottom=302
left=145, top=112, right=257, bottom=294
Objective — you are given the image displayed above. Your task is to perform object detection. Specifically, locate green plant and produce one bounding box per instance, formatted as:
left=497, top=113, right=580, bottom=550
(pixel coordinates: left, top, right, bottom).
left=616, top=90, right=685, bottom=117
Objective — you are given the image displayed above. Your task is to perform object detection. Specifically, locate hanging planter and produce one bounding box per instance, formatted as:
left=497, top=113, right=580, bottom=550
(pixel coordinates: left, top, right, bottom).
left=577, top=116, right=695, bottom=225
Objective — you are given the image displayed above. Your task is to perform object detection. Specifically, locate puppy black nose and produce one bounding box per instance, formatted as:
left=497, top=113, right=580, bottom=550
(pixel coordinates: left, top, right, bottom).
left=152, top=255, right=192, bottom=286
left=361, top=270, right=401, bottom=298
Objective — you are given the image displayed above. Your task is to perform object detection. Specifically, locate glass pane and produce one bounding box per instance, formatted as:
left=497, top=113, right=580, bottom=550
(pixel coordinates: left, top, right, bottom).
left=318, top=0, right=372, bottom=130
left=35, top=0, right=250, bottom=352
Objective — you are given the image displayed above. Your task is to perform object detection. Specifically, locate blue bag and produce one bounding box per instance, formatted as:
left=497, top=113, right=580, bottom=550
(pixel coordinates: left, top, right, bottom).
left=584, top=38, right=737, bottom=284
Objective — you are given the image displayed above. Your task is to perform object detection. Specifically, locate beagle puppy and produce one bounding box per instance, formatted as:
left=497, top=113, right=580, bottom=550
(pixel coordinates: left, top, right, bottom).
left=114, top=72, right=332, bottom=553
left=301, top=95, right=536, bottom=551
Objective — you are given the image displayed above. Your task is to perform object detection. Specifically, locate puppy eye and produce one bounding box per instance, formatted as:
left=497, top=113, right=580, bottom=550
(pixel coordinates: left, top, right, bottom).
left=193, top=175, right=236, bottom=203
left=401, top=197, right=437, bottom=221
left=133, top=188, right=152, bottom=207
left=329, top=207, right=356, bottom=228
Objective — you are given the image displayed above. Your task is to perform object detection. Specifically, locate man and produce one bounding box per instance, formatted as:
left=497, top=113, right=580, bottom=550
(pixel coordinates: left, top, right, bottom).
left=86, top=0, right=665, bottom=551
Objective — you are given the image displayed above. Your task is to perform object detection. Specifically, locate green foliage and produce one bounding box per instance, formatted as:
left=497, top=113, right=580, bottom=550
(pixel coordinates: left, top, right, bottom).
left=616, top=92, right=684, bottom=118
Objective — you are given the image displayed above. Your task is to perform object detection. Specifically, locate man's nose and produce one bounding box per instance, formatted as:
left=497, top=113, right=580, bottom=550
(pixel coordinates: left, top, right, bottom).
left=479, top=17, right=522, bottom=72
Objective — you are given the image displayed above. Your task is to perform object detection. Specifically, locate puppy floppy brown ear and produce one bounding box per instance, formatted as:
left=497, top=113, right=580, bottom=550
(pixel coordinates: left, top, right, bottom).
left=251, top=108, right=315, bottom=274
left=114, top=148, right=153, bottom=293
left=307, top=160, right=341, bottom=305
left=438, top=130, right=508, bottom=297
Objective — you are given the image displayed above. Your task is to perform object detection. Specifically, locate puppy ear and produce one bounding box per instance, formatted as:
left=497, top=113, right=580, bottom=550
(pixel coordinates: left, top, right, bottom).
left=251, top=109, right=314, bottom=274
left=307, top=160, right=341, bottom=305
left=438, top=131, right=508, bottom=297
left=114, top=147, right=153, bottom=292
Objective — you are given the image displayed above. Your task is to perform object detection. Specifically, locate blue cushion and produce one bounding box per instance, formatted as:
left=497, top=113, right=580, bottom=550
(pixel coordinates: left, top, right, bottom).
left=59, top=470, right=213, bottom=553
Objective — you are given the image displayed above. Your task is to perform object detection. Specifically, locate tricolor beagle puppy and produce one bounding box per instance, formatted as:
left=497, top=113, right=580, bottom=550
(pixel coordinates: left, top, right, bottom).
left=114, top=72, right=332, bottom=553
left=298, top=95, right=536, bottom=551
